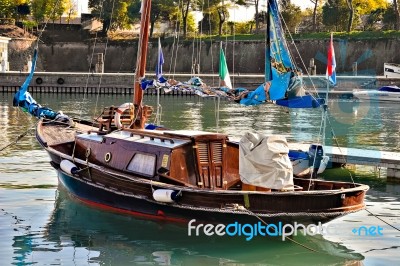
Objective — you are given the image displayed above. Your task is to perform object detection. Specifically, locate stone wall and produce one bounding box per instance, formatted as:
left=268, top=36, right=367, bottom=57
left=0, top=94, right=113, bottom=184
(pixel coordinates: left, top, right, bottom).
left=7, top=38, right=400, bottom=75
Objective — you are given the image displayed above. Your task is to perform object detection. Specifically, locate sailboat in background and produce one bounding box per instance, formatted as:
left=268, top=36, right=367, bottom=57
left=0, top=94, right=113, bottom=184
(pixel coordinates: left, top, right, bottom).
left=15, top=0, right=368, bottom=226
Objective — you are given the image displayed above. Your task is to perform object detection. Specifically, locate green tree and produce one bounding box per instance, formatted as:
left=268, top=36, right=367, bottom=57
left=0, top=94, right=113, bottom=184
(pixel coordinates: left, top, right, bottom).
left=0, top=0, right=14, bottom=18
left=65, top=0, right=78, bottom=24
left=353, top=0, right=387, bottom=15
left=199, top=0, right=230, bottom=36
left=322, top=0, right=350, bottom=31
left=310, top=0, right=325, bottom=32
left=199, top=11, right=218, bottom=35
left=47, top=0, right=66, bottom=24
left=383, top=2, right=398, bottom=30
left=280, top=2, right=302, bottom=33
left=239, top=0, right=261, bottom=30
left=0, top=0, right=30, bottom=20
left=394, top=0, right=400, bottom=30
left=89, top=0, right=132, bottom=34
left=179, top=0, right=196, bottom=38
left=345, top=0, right=354, bottom=32
left=128, top=0, right=175, bottom=38
left=31, top=0, right=51, bottom=24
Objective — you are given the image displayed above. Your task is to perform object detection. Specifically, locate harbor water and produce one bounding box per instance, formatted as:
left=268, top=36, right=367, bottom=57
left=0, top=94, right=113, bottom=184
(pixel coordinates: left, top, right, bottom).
left=0, top=92, right=399, bottom=265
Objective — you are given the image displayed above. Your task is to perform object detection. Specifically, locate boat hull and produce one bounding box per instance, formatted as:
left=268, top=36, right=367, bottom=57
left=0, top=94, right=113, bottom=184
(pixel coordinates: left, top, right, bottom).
left=353, top=91, right=400, bottom=102
left=55, top=167, right=358, bottom=226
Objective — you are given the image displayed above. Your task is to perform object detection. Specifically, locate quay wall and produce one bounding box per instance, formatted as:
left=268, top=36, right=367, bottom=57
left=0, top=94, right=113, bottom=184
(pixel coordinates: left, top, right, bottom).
left=6, top=38, right=400, bottom=75
left=1, top=71, right=399, bottom=95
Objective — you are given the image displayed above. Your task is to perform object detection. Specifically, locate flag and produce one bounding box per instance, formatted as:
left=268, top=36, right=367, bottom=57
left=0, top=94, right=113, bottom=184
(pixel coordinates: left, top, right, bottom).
left=156, top=38, right=166, bottom=82
left=326, top=32, right=336, bottom=85
left=219, top=48, right=232, bottom=89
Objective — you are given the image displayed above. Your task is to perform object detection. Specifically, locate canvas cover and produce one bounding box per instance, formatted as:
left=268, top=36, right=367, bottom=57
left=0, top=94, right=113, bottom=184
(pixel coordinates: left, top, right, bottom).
left=239, top=132, right=294, bottom=190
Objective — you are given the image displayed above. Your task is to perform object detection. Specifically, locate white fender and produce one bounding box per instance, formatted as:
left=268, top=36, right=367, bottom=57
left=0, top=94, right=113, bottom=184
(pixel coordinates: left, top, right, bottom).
left=60, top=160, right=79, bottom=175
left=153, top=189, right=178, bottom=203
left=317, top=156, right=330, bottom=174
left=114, top=102, right=133, bottom=129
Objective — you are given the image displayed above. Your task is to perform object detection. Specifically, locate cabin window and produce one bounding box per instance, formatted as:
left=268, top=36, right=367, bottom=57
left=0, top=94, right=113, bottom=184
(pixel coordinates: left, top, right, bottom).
left=127, top=153, right=156, bottom=176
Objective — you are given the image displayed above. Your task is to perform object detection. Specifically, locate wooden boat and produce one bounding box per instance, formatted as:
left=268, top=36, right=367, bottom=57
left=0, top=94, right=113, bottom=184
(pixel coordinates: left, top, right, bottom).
left=33, top=0, right=368, bottom=226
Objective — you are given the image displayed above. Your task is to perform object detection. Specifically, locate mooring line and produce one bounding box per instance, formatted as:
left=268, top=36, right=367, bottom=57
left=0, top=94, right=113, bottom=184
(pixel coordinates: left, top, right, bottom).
left=243, top=208, right=322, bottom=253
left=365, top=208, right=400, bottom=232
left=0, top=127, right=34, bottom=152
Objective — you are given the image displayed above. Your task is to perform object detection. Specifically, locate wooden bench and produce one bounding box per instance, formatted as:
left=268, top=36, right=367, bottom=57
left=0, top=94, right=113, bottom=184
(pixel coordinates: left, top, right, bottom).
left=96, top=106, right=134, bottom=132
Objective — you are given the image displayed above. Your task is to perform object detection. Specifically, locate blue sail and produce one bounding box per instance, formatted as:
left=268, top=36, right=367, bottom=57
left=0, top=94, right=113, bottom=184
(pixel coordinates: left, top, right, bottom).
left=13, top=49, right=63, bottom=120
left=266, top=0, right=323, bottom=108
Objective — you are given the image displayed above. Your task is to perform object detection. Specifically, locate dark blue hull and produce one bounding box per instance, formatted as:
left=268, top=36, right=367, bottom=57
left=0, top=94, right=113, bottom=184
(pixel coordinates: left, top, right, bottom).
left=56, top=169, right=338, bottom=225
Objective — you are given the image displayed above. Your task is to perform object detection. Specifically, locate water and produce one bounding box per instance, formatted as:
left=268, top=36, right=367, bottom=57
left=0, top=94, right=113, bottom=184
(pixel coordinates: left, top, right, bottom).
left=1, top=92, right=399, bottom=265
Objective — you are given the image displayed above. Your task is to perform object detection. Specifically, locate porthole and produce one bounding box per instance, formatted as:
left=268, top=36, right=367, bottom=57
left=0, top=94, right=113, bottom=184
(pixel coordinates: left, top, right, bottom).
left=104, top=152, right=112, bottom=163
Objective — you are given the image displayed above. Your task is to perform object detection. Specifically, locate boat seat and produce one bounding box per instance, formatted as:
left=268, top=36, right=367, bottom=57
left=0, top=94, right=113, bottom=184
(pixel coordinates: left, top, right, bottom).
left=96, top=106, right=134, bottom=132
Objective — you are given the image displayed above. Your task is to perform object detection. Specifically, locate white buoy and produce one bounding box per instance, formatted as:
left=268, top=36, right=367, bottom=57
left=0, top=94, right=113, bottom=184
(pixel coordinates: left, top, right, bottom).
left=60, top=160, right=79, bottom=175
left=153, top=189, right=179, bottom=203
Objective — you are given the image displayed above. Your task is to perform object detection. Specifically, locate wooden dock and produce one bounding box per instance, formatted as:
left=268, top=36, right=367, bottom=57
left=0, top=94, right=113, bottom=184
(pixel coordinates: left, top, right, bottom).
left=289, top=143, right=400, bottom=181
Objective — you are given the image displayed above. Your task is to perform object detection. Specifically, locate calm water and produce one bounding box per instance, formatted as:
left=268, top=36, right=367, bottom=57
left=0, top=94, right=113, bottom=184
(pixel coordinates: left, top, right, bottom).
left=0, top=92, right=399, bottom=265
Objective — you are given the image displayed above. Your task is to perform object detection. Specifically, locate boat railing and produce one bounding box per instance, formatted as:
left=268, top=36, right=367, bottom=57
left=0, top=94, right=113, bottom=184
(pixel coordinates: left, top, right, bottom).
left=124, top=129, right=175, bottom=144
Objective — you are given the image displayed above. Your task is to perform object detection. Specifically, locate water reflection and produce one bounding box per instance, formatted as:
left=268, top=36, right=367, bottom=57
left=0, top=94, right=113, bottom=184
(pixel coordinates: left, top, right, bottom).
left=3, top=92, right=400, bottom=152
left=1, top=92, right=400, bottom=265
left=24, top=189, right=363, bottom=266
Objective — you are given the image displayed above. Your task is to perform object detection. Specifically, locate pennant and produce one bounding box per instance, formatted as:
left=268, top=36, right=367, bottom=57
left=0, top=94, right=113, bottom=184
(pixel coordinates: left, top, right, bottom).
left=326, top=32, right=336, bottom=85
left=219, top=48, right=232, bottom=89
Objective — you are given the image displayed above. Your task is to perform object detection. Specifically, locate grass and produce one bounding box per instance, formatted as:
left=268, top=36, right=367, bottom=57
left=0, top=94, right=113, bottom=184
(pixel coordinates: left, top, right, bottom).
left=136, top=30, right=400, bottom=43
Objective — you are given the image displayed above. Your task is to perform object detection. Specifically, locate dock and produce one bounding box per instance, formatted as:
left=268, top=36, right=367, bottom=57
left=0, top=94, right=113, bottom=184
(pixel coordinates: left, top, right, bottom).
left=1, top=71, right=399, bottom=96
left=289, top=143, right=400, bottom=181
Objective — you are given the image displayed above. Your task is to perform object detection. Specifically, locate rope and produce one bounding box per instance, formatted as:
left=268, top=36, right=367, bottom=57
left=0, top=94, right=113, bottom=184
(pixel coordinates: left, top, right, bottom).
left=365, top=209, right=400, bottom=232
left=0, top=127, right=34, bottom=152
left=79, top=0, right=106, bottom=125
left=325, top=114, right=357, bottom=187
left=36, top=0, right=62, bottom=46
left=92, top=0, right=118, bottom=122
left=243, top=208, right=321, bottom=253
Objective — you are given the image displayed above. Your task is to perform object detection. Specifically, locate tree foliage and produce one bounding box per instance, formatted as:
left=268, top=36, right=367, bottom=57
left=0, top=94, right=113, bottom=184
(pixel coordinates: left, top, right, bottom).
left=322, top=0, right=352, bottom=31
left=128, top=0, right=175, bottom=37
left=198, top=0, right=231, bottom=36
left=280, top=1, right=303, bottom=33
left=89, top=0, right=132, bottom=33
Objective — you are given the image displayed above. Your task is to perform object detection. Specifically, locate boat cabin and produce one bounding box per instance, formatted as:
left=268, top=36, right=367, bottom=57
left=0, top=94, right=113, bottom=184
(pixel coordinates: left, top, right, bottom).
left=72, top=129, right=241, bottom=190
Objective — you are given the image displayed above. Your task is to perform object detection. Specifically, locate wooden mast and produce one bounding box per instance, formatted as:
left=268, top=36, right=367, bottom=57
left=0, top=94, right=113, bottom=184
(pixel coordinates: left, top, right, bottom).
left=132, top=0, right=153, bottom=129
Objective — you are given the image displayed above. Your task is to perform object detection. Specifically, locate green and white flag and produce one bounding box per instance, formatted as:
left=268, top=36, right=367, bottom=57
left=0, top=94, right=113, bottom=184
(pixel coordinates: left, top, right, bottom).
left=219, top=48, right=232, bottom=89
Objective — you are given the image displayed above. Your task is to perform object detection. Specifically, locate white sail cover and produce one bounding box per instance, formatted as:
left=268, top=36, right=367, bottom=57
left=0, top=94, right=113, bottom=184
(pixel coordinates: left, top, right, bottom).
left=239, top=132, right=294, bottom=190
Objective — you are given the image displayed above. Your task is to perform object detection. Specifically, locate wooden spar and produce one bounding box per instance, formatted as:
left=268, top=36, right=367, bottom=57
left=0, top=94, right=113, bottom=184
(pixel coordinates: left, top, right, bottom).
left=133, top=0, right=152, bottom=129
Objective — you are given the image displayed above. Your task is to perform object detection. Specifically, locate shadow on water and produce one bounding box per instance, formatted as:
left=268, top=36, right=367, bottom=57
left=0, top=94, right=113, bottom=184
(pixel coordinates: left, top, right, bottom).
left=9, top=188, right=365, bottom=266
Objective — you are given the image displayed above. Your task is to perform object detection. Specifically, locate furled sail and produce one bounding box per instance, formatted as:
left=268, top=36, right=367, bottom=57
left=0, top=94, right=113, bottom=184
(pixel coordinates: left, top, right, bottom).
left=266, top=0, right=323, bottom=108
left=13, top=48, right=68, bottom=121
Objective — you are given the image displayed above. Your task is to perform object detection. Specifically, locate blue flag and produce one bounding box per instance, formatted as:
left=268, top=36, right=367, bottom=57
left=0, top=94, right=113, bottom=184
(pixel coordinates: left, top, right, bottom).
left=156, top=39, right=165, bottom=82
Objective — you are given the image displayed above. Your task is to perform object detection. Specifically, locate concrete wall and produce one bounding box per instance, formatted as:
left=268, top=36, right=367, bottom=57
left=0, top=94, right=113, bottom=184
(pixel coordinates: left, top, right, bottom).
left=7, top=38, right=400, bottom=75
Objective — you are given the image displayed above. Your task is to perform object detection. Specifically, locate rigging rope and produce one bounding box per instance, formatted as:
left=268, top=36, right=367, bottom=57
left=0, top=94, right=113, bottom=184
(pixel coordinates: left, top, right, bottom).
left=78, top=0, right=106, bottom=123
left=0, top=127, right=34, bottom=152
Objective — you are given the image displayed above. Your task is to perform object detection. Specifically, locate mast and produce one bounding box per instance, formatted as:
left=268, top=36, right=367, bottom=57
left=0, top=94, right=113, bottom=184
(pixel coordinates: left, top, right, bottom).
left=132, top=0, right=152, bottom=129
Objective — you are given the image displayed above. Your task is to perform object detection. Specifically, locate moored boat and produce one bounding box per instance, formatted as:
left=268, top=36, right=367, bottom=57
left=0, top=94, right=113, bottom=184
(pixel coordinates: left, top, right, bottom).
left=14, top=0, right=368, bottom=227
left=353, top=85, right=400, bottom=102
